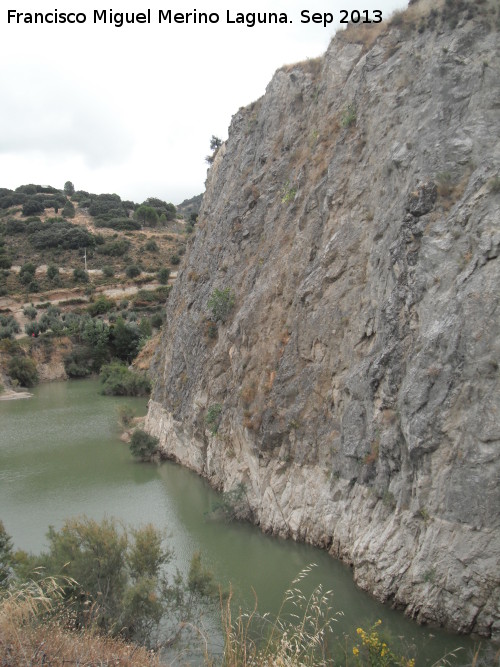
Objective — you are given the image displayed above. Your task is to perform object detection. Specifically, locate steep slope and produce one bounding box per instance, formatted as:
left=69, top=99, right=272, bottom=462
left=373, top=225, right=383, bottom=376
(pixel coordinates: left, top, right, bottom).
left=146, top=1, right=500, bottom=638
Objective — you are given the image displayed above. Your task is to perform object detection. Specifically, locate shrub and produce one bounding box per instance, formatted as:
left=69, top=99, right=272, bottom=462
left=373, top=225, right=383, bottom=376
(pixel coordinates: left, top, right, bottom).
left=144, top=239, right=159, bottom=252
left=98, top=239, right=130, bottom=256
left=0, top=253, right=12, bottom=270
left=157, top=267, right=170, bottom=284
left=207, top=287, right=235, bottom=322
left=73, top=267, right=89, bottom=283
left=281, top=181, right=297, bottom=204
left=205, top=403, right=222, bottom=435
left=62, top=200, right=75, bottom=218
left=64, top=345, right=93, bottom=378
left=25, top=321, right=42, bottom=337
left=46, top=264, right=59, bottom=281
left=99, top=362, right=150, bottom=396
left=125, top=264, right=141, bottom=279
left=95, top=217, right=141, bottom=231
left=0, top=315, right=20, bottom=339
left=31, top=219, right=95, bottom=250
left=102, top=265, right=114, bottom=278
left=170, top=254, right=180, bottom=265
left=117, top=404, right=135, bottom=427
left=129, top=429, right=159, bottom=460
left=23, top=305, right=38, bottom=320
left=8, top=355, right=38, bottom=387
left=19, top=262, right=37, bottom=285
left=151, top=313, right=164, bottom=329
left=139, top=317, right=152, bottom=338
left=26, top=280, right=40, bottom=293
left=87, top=295, right=114, bottom=316
left=341, top=103, right=357, bottom=128
left=22, top=199, right=45, bottom=216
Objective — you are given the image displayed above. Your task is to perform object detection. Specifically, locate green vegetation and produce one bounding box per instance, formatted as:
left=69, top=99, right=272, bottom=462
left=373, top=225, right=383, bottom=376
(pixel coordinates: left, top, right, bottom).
left=129, top=428, right=159, bottom=460
left=7, top=355, right=38, bottom=387
left=63, top=180, right=75, bottom=196
left=207, top=287, right=235, bottom=323
left=87, top=294, right=114, bottom=316
left=99, top=361, right=150, bottom=396
left=125, top=264, right=141, bottom=278
left=135, top=205, right=159, bottom=227
left=205, top=403, right=222, bottom=435
left=73, top=266, right=89, bottom=283
left=281, top=180, right=297, bottom=204
left=157, top=267, right=170, bottom=284
left=341, top=103, right=357, bottom=128
left=205, top=134, right=222, bottom=164
left=3, top=517, right=216, bottom=649
left=0, top=315, right=20, bottom=339
left=46, top=264, right=59, bottom=281
left=209, top=482, right=247, bottom=521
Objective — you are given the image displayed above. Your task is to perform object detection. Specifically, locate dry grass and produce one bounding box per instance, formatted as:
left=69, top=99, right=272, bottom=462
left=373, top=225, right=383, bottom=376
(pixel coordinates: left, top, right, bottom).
left=0, top=578, right=162, bottom=667
left=221, top=565, right=339, bottom=667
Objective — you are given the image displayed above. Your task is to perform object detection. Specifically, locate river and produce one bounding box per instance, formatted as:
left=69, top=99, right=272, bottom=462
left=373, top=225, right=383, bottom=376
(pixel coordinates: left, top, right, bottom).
left=0, top=379, right=487, bottom=664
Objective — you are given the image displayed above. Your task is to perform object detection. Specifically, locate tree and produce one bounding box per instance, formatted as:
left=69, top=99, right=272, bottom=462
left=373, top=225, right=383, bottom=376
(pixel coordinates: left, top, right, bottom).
left=8, top=355, right=38, bottom=386
left=210, top=135, right=222, bottom=151
left=134, top=205, right=158, bottom=227
left=19, top=516, right=215, bottom=647
left=99, top=361, right=150, bottom=396
left=64, top=181, right=75, bottom=195
left=206, top=135, right=222, bottom=164
left=110, top=319, right=141, bottom=362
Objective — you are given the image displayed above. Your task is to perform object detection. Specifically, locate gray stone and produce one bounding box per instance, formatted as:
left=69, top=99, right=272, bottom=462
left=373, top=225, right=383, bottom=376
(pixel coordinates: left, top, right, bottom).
left=146, top=6, right=500, bottom=640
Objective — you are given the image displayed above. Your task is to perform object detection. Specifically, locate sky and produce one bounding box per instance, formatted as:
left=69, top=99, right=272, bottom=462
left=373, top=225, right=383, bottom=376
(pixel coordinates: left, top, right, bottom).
left=1, top=0, right=408, bottom=205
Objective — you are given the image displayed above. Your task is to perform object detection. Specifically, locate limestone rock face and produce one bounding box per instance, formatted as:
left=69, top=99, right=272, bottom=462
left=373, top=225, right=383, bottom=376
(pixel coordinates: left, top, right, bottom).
left=147, top=5, right=500, bottom=638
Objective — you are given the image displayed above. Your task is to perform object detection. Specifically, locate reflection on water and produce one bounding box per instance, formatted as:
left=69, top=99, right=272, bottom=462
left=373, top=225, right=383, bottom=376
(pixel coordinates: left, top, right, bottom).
left=0, top=380, right=487, bottom=664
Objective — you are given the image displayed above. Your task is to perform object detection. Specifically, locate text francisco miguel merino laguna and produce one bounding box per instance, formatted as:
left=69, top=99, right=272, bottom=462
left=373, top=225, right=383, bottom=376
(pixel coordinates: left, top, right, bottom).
left=6, top=8, right=352, bottom=28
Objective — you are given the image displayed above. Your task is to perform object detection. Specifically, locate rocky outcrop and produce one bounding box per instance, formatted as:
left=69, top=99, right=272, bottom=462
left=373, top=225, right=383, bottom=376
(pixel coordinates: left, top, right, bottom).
left=147, top=1, right=500, bottom=639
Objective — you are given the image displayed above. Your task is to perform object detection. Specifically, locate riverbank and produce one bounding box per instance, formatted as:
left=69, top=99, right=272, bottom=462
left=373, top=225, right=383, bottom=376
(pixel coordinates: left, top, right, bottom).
left=0, top=387, right=32, bottom=400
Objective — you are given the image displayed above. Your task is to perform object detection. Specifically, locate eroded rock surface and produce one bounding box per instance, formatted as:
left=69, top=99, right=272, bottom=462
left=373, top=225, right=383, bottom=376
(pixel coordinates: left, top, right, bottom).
left=147, top=3, right=500, bottom=638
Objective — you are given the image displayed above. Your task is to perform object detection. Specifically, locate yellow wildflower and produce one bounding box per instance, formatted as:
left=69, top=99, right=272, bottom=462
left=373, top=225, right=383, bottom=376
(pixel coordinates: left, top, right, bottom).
left=352, top=647, right=359, bottom=656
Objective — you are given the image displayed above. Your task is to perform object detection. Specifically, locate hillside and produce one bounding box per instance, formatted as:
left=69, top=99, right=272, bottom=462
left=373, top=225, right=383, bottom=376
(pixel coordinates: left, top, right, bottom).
left=0, top=184, right=192, bottom=392
left=145, top=0, right=500, bottom=640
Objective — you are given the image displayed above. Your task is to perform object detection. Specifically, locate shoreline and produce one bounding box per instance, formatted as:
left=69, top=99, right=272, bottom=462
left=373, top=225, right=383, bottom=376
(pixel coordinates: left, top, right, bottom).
left=0, top=389, right=33, bottom=401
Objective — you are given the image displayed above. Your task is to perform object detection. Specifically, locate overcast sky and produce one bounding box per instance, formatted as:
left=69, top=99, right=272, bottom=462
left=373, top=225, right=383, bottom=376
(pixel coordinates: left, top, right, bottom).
left=1, top=0, right=408, bottom=205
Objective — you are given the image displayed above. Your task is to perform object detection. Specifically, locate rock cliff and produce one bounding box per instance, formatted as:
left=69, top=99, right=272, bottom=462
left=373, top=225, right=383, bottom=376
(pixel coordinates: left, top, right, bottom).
left=146, top=0, right=500, bottom=638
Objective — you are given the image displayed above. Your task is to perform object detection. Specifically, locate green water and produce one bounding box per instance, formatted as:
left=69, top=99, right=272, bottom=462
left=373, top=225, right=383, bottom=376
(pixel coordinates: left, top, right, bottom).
left=0, top=380, right=487, bottom=664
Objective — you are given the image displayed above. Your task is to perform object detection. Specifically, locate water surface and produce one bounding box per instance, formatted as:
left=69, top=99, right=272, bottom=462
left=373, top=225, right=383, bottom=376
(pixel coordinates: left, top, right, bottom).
left=0, top=380, right=486, bottom=663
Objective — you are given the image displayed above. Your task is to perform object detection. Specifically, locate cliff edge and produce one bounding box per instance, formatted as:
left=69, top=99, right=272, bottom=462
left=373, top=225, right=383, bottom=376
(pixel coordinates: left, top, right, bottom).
left=147, top=0, right=500, bottom=638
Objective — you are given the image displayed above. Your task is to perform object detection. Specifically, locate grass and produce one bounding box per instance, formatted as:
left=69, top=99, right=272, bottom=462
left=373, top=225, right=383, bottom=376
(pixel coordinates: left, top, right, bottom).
left=0, top=576, right=161, bottom=666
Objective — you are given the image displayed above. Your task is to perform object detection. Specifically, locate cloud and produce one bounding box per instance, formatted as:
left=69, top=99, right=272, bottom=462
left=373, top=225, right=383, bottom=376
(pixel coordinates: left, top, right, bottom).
left=0, top=65, right=133, bottom=167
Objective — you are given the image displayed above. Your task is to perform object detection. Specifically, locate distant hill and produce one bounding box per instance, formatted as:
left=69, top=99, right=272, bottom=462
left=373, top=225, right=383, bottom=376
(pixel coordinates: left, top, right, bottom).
left=176, top=193, right=203, bottom=220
